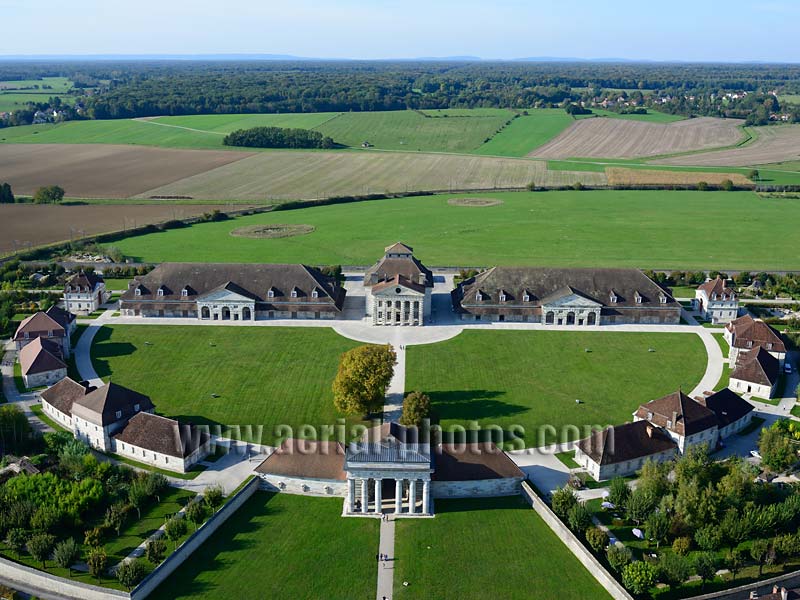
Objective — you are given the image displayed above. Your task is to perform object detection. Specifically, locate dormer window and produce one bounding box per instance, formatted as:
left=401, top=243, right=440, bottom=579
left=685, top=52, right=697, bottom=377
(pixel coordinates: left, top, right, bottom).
left=115, top=410, right=122, bottom=419
left=767, top=343, right=773, bottom=350
left=634, top=292, right=642, bottom=304
left=267, top=289, right=275, bottom=299
left=290, top=289, right=298, bottom=298
left=609, top=292, right=617, bottom=304
left=659, top=294, right=667, bottom=305
left=666, top=419, right=672, bottom=428
left=134, top=287, right=142, bottom=296
left=499, top=292, right=507, bottom=303
left=475, top=292, right=483, bottom=302
left=747, top=340, right=753, bottom=348
left=157, top=287, right=164, bottom=297
left=134, top=403, right=140, bottom=412
left=181, top=288, right=189, bottom=297
left=311, top=289, right=319, bottom=299
left=711, top=293, right=717, bottom=301
left=522, top=292, right=530, bottom=302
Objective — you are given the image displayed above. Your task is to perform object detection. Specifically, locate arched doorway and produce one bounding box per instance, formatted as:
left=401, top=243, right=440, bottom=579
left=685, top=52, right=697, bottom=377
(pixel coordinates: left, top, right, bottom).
left=201, top=306, right=210, bottom=319
left=587, top=312, right=597, bottom=325
left=545, top=311, right=555, bottom=324
left=242, top=307, right=252, bottom=320
left=566, top=311, right=576, bottom=325
left=221, top=307, right=231, bottom=320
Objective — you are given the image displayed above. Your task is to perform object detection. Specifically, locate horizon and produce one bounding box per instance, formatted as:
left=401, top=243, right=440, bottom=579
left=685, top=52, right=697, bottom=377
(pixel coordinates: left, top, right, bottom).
left=2, top=0, right=799, bottom=63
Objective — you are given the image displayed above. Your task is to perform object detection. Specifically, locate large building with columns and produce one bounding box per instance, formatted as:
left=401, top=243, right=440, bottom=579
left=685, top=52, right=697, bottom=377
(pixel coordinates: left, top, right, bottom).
left=255, top=423, right=524, bottom=517
left=120, top=263, right=346, bottom=321
left=364, top=243, right=434, bottom=326
left=453, top=267, right=680, bottom=325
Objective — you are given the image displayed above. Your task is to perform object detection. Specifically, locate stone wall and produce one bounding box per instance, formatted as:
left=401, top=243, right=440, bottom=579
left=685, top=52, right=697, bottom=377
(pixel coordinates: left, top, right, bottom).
left=0, top=556, right=129, bottom=600
left=688, top=571, right=800, bottom=600
left=432, top=477, right=523, bottom=498
left=24, top=367, right=67, bottom=389
left=130, top=476, right=261, bottom=599
left=520, top=481, right=634, bottom=600
left=257, top=473, right=347, bottom=497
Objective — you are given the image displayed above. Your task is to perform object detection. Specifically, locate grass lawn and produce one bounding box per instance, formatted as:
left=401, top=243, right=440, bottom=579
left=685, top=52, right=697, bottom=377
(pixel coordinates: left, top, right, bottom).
left=712, top=332, right=732, bottom=391
left=555, top=450, right=580, bottom=469
left=110, top=190, right=800, bottom=270
left=103, top=278, right=131, bottom=291
left=89, top=325, right=363, bottom=444
left=669, top=286, right=698, bottom=298
left=791, top=405, right=800, bottom=418
left=30, top=403, right=70, bottom=432
left=473, top=110, right=574, bottom=157
left=406, top=330, right=707, bottom=447
left=149, top=492, right=378, bottom=600
left=580, top=108, right=686, bottom=123
left=394, top=496, right=611, bottom=600
left=103, top=452, right=206, bottom=480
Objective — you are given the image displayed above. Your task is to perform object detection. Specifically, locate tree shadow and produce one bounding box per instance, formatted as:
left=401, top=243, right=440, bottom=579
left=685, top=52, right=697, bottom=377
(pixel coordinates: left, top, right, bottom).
left=428, top=389, right=527, bottom=421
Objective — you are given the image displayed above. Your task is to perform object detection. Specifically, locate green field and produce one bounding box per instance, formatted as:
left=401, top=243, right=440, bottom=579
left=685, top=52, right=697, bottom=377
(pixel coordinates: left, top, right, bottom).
left=406, top=330, right=706, bottom=446
left=0, top=77, right=77, bottom=113
left=113, top=190, right=800, bottom=270
left=394, top=496, right=611, bottom=600
left=153, top=111, right=339, bottom=132
left=90, top=325, right=362, bottom=443
left=778, top=95, right=800, bottom=105
left=149, top=492, right=378, bottom=600
left=473, top=110, right=574, bottom=156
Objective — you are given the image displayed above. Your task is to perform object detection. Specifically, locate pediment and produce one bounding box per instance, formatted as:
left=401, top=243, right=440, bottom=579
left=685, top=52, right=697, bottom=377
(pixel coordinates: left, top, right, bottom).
left=196, top=289, right=256, bottom=303
left=543, top=293, right=602, bottom=308
left=373, top=284, right=424, bottom=297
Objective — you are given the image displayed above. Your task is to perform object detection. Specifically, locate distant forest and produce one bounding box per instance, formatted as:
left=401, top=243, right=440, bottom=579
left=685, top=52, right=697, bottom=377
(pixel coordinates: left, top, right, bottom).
left=1, top=60, right=800, bottom=124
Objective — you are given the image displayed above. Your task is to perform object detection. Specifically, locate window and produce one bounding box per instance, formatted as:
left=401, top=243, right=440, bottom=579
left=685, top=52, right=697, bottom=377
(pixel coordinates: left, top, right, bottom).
left=499, top=293, right=506, bottom=302
left=475, top=292, right=483, bottom=301
left=291, top=289, right=298, bottom=298
left=635, top=292, right=642, bottom=304
left=267, top=289, right=275, bottom=298
left=767, top=343, right=773, bottom=350
left=311, top=289, right=319, bottom=298
left=522, top=293, right=530, bottom=302
left=115, top=410, right=122, bottom=419
left=609, top=293, right=617, bottom=304
left=135, top=288, right=141, bottom=296
left=134, top=403, right=140, bottom=412
left=181, top=288, right=188, bottom=297
left=157, top=288, right=164, bottom=297
left=659, top=295, right=667, bottom=304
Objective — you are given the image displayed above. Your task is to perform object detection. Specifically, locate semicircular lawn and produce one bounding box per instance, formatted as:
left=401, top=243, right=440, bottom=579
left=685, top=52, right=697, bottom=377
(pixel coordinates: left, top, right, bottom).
left=111, top=190, right=800, bottom=271
left=405, top=330, right=707, bottom=447
left=89, top=324, right=365, bottom=445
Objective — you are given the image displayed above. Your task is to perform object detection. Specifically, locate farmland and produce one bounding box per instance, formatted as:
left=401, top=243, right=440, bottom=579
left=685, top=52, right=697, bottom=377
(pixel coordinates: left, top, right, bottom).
left=0, top=143, right=252, bottom=197
left=656, top=124, right=800, bottom=167
left=0, top=202, right=245, bottom=256
left=0, top=76, right=76, bottom=112
left=529, top=116, right=744, bottom=159
left=472, top=109, right=574, bottom=156
left=136, top=150, right=603, bottom=201
left=405, top=330, right=705, bottom=446
left=605, top=167, right=750, bottom=186
left=110, top=190, right=800, bottom=270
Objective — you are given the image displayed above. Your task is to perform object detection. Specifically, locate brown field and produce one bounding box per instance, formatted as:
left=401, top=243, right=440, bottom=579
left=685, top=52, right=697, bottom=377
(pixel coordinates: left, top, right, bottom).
left=606, top=167, right=751, bottom=186
left=655, top=125, right=800, bottom=167
left=0, top=144, right=252, bottom=198
left=529, top=117, right=744, bottom=159
left=0, top=203, right=247, bottom=255
left=137, top=150, right=607, bottom=200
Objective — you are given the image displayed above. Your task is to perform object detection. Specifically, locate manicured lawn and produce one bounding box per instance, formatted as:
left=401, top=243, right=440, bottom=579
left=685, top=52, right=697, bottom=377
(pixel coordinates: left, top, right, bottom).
left=149, top=492, right=378, bottom=600
left=713, top=332, right=732, bottom=391
left=111, top=190, right=800, bottom=270
left=791, top=405, right=800, bottom=418
left=406, top=330, right=707, bottom=447
left=669, top=286, right=698, bottom=298
left=30, top=403, right=70, bottom=432
left=474, top=110, right=574, bottom=156
left=394, top=496, right=611, bottom=600
left=555, top=450, right=580, bottom=469
left=103, top=278, right=131, bottom=291
left=89, top=325, right=363, bottom=444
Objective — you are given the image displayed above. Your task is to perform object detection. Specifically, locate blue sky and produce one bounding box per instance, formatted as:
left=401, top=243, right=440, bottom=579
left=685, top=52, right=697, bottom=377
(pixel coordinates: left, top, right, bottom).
left=1, top=0, right=798, bottom=62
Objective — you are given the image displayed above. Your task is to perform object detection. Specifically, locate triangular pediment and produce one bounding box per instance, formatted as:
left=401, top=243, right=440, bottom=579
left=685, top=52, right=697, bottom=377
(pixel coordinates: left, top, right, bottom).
left=373, top=283, right=425, bottom=296
left=543, top=292, right=602, bottom=308
left=196, top=288, right=255, bottom=303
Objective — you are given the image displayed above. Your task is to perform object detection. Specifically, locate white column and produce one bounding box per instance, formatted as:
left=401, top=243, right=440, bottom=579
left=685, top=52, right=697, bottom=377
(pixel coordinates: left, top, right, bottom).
left=361, top=478, right=369, bottom=514
left=422, top=480, right=430, bottom=515
left=374, top=479, right=382, bottom=514
left=408, top=479, right=417, bottom=514
left=348, top=478, right=355, bottom=514
left=395, top=479, right=403, bottom=514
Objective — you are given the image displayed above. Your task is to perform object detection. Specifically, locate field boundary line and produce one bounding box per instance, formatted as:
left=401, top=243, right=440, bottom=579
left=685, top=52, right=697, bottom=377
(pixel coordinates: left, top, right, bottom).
left=136, top=119, right=226, bottom=136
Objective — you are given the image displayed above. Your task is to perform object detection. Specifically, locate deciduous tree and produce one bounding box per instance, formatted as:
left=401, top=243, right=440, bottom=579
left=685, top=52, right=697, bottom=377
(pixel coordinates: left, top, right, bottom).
left=332, top=345, right=396, bottom=415
left=399, top=391, right=431, bottom=427
left=117, top=559, right=146, bottom=591
left=53, top=538, right=80, bottom=577
left=146, top=538, right=167, bottom=566
left=27, top=533, right=56, bottom=569
left=87, top=547, right=108, bottom=583
left=622, top=561, right=656, bottom=595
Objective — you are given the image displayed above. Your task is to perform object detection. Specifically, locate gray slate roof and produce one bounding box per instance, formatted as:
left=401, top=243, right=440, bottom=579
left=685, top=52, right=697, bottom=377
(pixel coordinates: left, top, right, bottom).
left=40, top=377, right=90, bottom=416
left=457, top=267, right=675, bottom=309
left=577, top=420, right=677, bottom=466
left=364, top=243, right=433, bottom=288
left=113, top=412, right=210, bottom=458
left=71, top=382, right=155, bottom=426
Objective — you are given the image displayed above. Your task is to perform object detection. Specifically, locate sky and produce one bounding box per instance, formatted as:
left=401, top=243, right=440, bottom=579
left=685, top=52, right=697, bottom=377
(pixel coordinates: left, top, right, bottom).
left=1, top=0, right=799, bottom=62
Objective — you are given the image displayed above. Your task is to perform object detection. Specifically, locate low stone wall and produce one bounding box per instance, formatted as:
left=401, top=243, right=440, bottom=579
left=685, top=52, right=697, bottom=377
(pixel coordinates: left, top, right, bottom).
left=432, top=477, right=523, bottom=498
left=0, top=556, right=128, bottom=600
left=689, top=571, right=800, bottom=600
left=257, top=473, right=347, bottom=497
left=131, top=476, right=260, bottom=599
left=519, top=481, right=634, bottom=600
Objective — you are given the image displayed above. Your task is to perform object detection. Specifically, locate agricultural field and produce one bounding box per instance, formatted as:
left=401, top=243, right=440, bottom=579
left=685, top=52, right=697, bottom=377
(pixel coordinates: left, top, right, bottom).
left=136, top=150, right=603, bottom=201
left=577, top=108, right=684, bottom=123
left=0, top=77, right=76, bottom=112
left=150, top=493, right=379, bottom=600
left=605, top=167, right=751, bottom=186
left=529, top=117, right=744, bottom=159
left=111, top=190, right=800, bottom=270
left=394, top=496, right=611, bottom=600
left=405, top=330, right=706, bottom=447
left=778, top=94, right=800, bottom=105
left=0, top=143, right=251, bottom=197
left=472, top=109, right=574, bottom=156
left=0, top=202, right=242, bottom=256
left=656, top=124, right=800, bottom=167
left=90, top=325, right=363, bottom=444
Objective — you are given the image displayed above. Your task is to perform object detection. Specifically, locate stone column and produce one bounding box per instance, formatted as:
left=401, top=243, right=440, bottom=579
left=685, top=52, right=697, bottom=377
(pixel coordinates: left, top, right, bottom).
left=422, top=480, right=430, bottom=515
left=374, top=479, right=382, bottom=514
left=361, top=478, right=369, bottom=514
left=347, top=478, right=355, bottom=514
left=408, top=479, right=417, bottom=514
left=395, top=479, right=403, bottom=514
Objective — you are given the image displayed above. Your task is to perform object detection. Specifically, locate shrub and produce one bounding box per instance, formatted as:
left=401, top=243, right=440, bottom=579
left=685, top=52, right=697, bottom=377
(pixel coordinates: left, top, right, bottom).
left=622, top=561, right=656, bottom=595
left=551, top=486, right=578, bottom=519
left=608, top=477, right=631, bottom=508
left=146, top=537, right=167, bottom=566
left=84, top=527, right=103, bottom=548
left=27, top=533, right=56, bottom=569
left=117, top=559, right=146, bottom=591
left=165, top=515, right=187, bottom=549
left=53, top=538, right=80, bottom=577
left=203, top=485, right=224, bottom=511
left=4, top=528, right=27, bottom=558
left=607, top=544, right=632, bottom=572
left=697, top=181, right=709, bottom=191
left=658, top=552, right=690, bottom=588
left=586, top=527, right=609, bottom=553
left=567, top=503, right=592, bottom=533
left=399, top=391, right=431, bottom=427
left=721, top=179, right=735, bottom=192
left=672, top=536, right=691, bottom=556
left=185, top=500, right=207, bottom=531
left=695, top=525, right=722, bottom=551
left=87, top=547, right=108, bottom=583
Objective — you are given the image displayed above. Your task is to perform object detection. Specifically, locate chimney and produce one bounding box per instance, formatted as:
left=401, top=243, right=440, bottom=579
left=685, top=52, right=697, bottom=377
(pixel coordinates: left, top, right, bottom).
left=749, top=592, right=758, bottom=600
left=781, top=588, right=788, bottom=600
left=646, top=424, right=653, bottom=438
left=672, top=411, right=678, bottom=426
